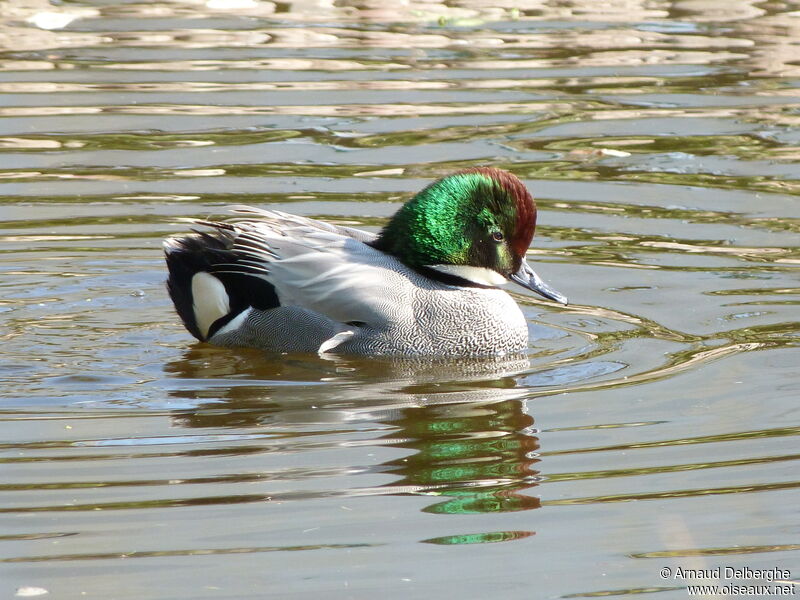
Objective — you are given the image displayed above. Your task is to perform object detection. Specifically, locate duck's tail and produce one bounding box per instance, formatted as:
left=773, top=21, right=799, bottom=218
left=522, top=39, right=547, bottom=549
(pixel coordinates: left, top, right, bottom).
left=163, top=231, right=279, bottom=342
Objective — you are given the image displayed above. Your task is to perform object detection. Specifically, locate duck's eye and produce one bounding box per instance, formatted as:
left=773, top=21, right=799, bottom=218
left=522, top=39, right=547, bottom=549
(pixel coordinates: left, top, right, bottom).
left=491, top=231, right=504, bottom=242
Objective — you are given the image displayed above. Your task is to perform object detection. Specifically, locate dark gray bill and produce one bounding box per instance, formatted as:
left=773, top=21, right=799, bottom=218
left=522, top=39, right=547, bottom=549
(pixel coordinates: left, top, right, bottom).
left=509, top=261, right=568, bottom=305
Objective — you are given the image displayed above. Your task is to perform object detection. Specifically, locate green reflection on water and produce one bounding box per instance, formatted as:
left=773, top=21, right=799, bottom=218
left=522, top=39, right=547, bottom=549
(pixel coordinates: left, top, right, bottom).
left=561, top=586, right=679, bottom=597
left=1, top=542, right=375, bottom=563
left=424, top=489, right=541, bottom=515
left=382, top=399, right=542, bottom=515
left=0, top=129, right=302, bottom=153
left=422, top=530, right=534, bottom=545
left=631, top=543, right=800, bottom=558
left=536, top=134, right=788, bottom=161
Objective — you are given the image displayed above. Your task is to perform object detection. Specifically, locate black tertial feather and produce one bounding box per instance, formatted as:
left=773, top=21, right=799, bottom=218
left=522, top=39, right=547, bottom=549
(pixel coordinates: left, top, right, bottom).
left=164, top=228, right=280, bottom=342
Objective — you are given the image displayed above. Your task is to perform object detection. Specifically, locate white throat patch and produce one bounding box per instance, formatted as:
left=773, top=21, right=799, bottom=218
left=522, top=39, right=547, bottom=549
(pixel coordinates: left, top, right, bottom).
left=429, top=264, right=507, bottom=287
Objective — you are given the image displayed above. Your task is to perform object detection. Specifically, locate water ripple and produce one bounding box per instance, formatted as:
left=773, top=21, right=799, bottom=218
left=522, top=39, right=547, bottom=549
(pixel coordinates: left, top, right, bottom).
left=0, top=1, right=798, bottom=598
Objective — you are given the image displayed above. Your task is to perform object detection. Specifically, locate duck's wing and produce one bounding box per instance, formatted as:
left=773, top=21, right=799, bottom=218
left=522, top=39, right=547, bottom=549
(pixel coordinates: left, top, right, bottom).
left=229, top=206, right=377, bottom=243
left=191, top=208, right=406, bottom=330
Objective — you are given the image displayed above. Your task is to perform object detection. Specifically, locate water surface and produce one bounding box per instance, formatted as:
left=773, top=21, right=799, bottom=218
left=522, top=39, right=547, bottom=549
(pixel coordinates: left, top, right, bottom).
left=0, top=1, right=798, bottom=598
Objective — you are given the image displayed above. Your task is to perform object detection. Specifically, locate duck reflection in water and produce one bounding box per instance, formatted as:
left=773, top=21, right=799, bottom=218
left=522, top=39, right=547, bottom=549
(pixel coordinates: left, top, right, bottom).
left=164, top=348, right=542, bottom=540
left=381, top=398, right=541, bottom=518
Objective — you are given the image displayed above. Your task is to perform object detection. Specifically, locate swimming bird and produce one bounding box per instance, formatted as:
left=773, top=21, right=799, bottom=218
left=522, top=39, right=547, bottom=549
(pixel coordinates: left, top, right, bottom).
left=164, top=167, right=567, bottom=357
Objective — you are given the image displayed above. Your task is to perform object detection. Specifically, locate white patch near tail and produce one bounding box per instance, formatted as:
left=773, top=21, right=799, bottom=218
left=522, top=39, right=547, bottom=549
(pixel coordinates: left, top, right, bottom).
left=211, top=306, right=253, bottom=339
left=191, top=272, right=230, bottom=339
left=318, top=330, right=355, bottom=354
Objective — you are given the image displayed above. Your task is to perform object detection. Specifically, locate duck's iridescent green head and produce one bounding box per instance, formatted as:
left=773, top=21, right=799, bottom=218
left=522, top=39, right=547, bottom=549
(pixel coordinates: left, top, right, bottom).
left=373, top=167, right=567, bottom=304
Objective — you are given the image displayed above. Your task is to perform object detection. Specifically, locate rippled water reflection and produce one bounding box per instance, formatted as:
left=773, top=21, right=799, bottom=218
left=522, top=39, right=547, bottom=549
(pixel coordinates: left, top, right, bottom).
left=1, top=1, right=798, bottom=598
